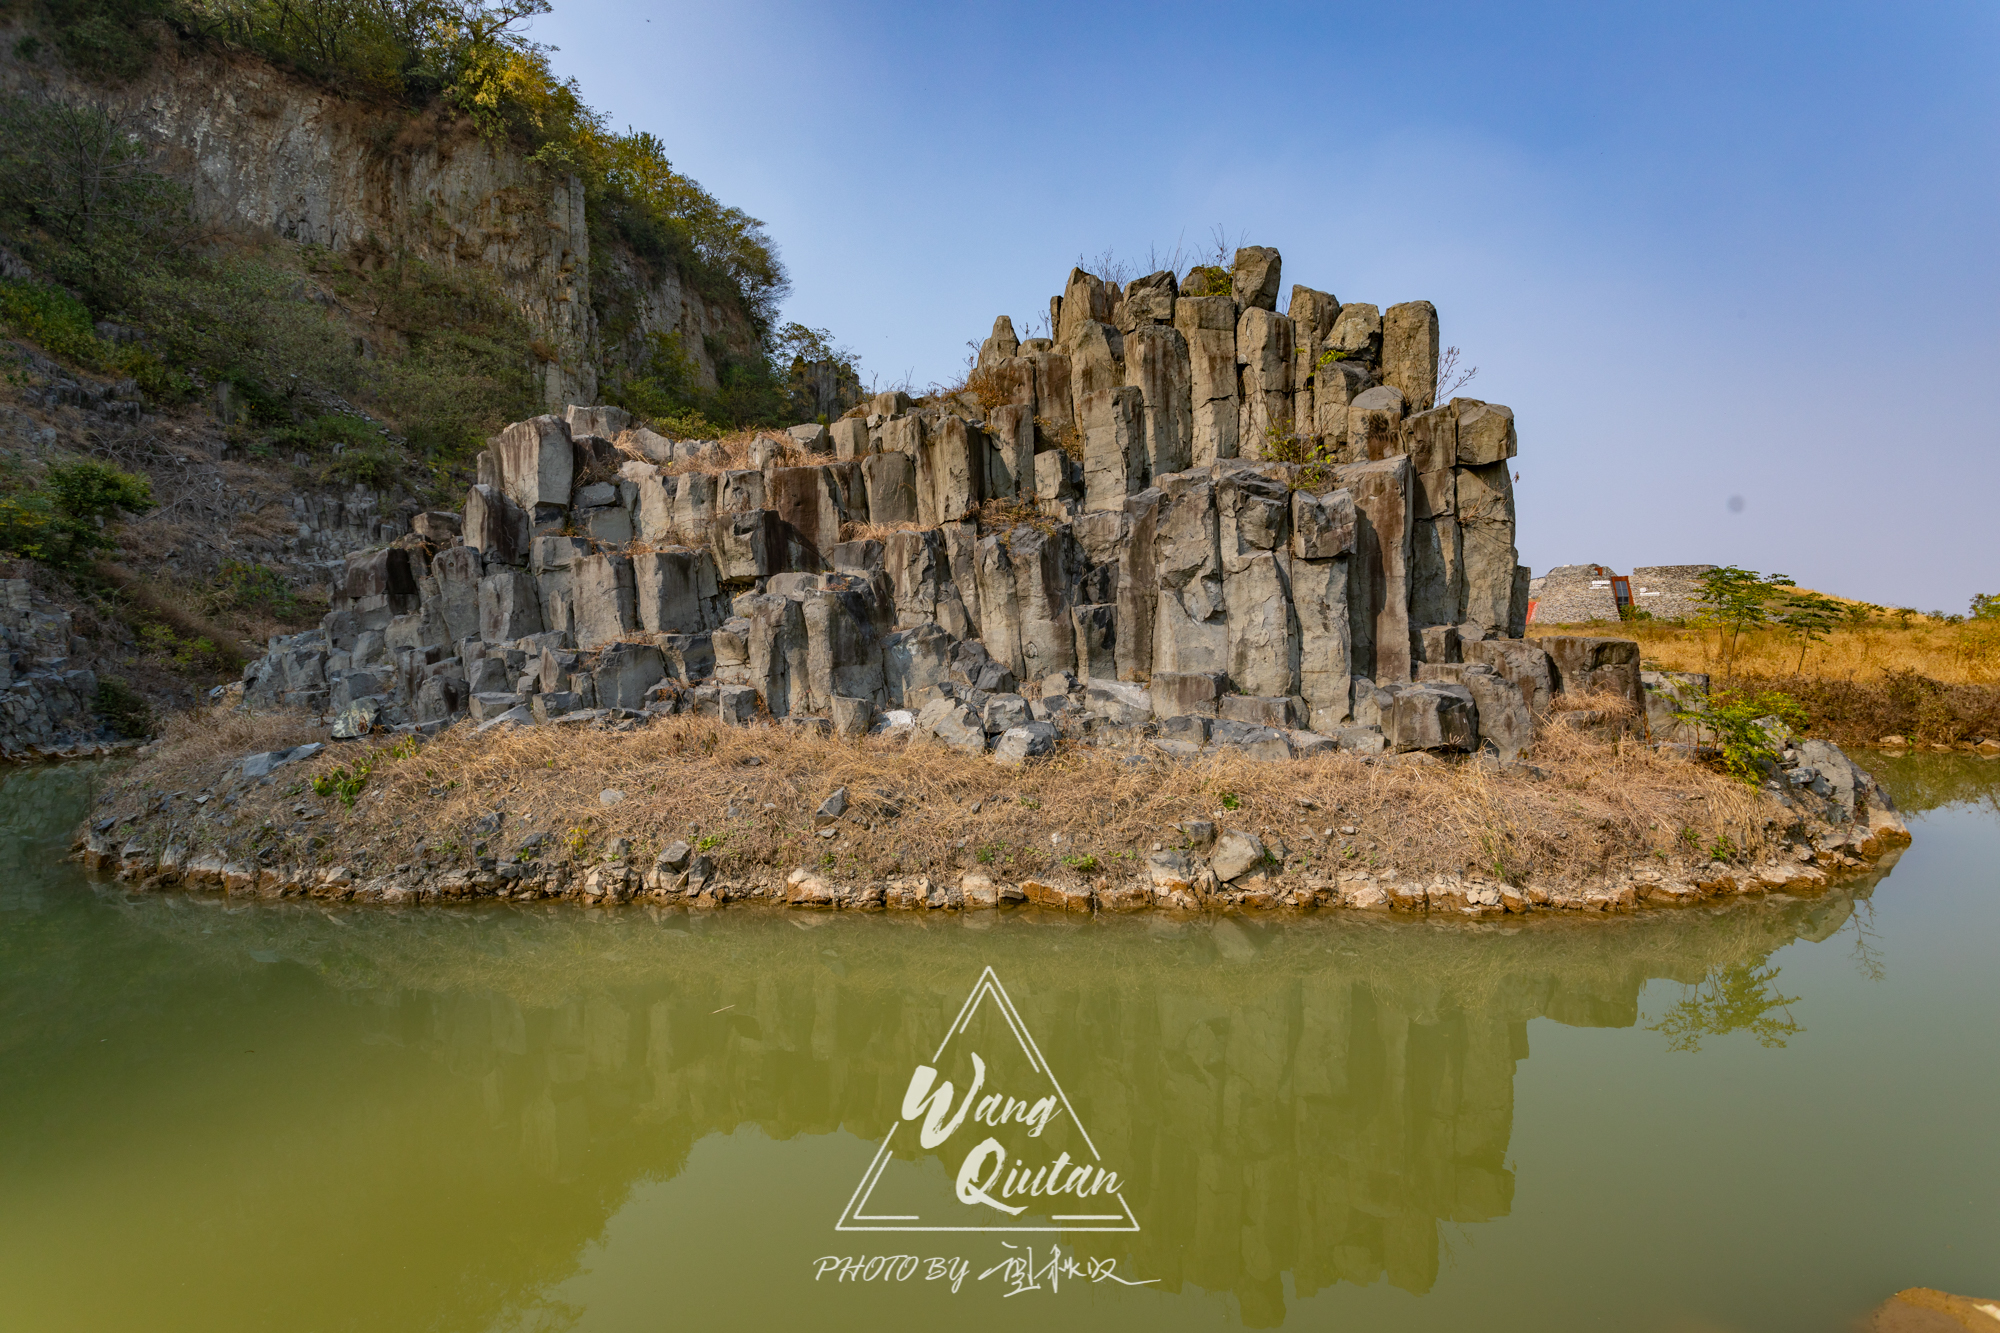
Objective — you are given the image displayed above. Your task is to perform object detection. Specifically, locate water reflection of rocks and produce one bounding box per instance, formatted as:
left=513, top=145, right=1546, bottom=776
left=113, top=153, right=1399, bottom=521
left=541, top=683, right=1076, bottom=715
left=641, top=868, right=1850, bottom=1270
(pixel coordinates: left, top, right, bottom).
left=81, top=875, right=1879, bottom=1326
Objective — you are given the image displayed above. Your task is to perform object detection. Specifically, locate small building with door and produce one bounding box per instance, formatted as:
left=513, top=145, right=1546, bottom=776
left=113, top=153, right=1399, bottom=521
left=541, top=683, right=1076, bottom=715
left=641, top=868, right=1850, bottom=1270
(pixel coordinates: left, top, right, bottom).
left=1526, top=562, right=1717, bottom=624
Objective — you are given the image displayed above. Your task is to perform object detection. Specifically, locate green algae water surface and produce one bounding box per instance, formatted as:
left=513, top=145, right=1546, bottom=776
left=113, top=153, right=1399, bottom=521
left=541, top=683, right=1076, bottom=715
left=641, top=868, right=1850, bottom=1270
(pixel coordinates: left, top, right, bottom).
left=2, top=755, right=1996, bottom=1332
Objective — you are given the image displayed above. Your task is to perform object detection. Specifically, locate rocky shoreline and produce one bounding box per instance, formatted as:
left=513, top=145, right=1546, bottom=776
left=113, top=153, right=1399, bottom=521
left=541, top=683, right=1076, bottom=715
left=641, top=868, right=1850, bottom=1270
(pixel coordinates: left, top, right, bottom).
left=74, top=712, right=1911, bottom=920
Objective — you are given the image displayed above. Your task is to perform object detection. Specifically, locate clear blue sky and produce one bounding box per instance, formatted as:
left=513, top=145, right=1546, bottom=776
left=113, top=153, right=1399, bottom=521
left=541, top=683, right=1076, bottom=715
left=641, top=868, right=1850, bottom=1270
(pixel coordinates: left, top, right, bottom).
left=535, top=0, right=1998, bottom=613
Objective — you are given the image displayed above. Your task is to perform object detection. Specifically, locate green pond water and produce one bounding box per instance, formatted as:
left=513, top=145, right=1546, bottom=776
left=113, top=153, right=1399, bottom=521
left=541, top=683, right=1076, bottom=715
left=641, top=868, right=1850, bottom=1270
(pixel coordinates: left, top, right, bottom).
left=2, top=755, right=1997, bottom=1332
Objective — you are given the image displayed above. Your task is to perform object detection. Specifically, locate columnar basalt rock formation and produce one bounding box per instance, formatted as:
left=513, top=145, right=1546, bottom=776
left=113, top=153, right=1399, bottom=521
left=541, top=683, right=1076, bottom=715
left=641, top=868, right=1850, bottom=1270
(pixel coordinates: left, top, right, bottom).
left=235, top=248, right=1550, bottom=760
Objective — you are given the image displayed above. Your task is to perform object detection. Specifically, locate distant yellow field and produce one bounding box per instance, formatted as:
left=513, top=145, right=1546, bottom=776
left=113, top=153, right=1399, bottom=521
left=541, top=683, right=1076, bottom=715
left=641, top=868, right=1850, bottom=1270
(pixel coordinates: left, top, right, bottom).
left=1537, top=617, right=2000, bottom=685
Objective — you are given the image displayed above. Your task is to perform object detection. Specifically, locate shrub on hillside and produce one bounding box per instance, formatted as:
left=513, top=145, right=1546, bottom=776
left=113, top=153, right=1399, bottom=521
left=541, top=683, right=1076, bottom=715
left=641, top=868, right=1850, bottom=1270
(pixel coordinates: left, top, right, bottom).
left=0, top=458, right=155, bottom=571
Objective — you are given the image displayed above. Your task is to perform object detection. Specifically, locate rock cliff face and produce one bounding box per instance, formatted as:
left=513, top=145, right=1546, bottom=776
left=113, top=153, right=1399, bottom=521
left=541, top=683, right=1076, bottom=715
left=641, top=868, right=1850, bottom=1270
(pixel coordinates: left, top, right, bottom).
left=0, top=40, right=757, bottom=407
left=232, top=249, right=1549, bottom=766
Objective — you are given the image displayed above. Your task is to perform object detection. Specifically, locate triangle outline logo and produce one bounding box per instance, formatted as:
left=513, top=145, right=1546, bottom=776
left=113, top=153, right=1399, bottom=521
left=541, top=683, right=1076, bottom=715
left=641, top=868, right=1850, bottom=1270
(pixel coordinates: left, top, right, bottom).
left=834, top=966, right=1140, bottom=1233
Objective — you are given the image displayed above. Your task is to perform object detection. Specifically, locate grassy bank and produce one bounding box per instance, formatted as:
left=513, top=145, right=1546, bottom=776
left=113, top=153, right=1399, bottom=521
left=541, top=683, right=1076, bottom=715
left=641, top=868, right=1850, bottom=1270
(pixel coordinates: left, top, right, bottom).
left=100, top=705, right=1839, bottom=906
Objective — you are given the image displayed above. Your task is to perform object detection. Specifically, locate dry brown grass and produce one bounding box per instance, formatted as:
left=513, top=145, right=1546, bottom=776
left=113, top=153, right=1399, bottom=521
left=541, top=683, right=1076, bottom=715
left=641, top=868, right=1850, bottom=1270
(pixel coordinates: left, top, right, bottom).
left=645, top=428, right=838, bottom=479
left=1580, top=619, right=2000, bottom=685
left=106, top=710, right=1791, bottom=893
left=839, top=519, right=923, bottom=543
left=1541, top=618, right=2000, bottom=746
left=142, top=706, right=329, bottom=788
left=1035, top=413, right=1083, bottom=462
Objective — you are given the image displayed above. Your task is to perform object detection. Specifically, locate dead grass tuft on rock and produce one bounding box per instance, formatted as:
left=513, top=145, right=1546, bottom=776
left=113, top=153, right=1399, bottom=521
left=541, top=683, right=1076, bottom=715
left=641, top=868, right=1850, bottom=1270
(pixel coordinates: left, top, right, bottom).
left=140, top=706, right=328, bottom=791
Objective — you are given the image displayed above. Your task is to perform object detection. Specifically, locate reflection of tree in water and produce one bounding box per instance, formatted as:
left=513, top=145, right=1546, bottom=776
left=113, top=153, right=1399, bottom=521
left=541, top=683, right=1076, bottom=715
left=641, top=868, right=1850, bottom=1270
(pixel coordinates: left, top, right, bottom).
left=1859, top=750, right=2000, bottom=818
left=1845, top=898, right=1887, bottom=983
left=1645, top=962, right=1803, bottom=1052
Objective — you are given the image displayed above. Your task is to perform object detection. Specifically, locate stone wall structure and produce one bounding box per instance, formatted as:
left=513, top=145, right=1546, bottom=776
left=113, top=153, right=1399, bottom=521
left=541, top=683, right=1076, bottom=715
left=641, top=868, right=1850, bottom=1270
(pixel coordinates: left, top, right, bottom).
left=1527, top=564, right=1620, bottom=624
left=1528, top=563, right=1717, bottom=625
left=234, top=249, right=1563, bottom=761
left=1630, top=565, right=1715, bottom=621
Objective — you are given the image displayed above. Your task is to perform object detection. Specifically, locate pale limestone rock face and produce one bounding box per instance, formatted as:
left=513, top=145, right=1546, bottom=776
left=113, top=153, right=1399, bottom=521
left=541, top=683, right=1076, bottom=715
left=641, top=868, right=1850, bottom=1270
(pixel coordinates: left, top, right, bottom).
left=1313, top=360, right=1374, bottom=447
left=921, top=416, right=986, bottom=526
left=1150, top=476, right=1228, bottom=677
left=1231, top=246, right=1283, bottom=311
left=1292, top=553, right=1352, bottom=733
left=1456, top=461, right=1517, bottom=633
left=1122, top=324, right=1192, bottom=481
left=1329, top=302, right=1382, bottom=369
left=1389, top=682, right=1477, bottom=752
left=1382, top=301, right=1439, bottom=407
left=1081, top=386, right=1145, bottom=513
left=977, top=315, right=1020, bottom=369
left=478, top=568, right=543, bottom=642
left=572, top=553, right=639, bottom=648
left=1452, top=399, right=1518, bottom=466
left=1340, top=456, right=1416, bottom=685
left=463, top=484, right=529, bottom=565
left=1292, top=488, right=1356, bottom=560
left=1236, top=307, right=1294, bottom=454
left=1174, top=295, right=1239, bottom=465
left=862, top=451, right=918, bottom=525
left=1287, top=285, right=1341, bottom=438
left=985, top=404, right=1035, bottom=501
left=1463, top=638, right=1553, bottom=714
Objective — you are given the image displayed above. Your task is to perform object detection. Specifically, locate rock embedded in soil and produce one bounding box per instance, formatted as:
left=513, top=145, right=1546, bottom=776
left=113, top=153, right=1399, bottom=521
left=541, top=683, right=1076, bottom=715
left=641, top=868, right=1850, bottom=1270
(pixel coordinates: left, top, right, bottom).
left=1211, top=830, right=1266, bottom=882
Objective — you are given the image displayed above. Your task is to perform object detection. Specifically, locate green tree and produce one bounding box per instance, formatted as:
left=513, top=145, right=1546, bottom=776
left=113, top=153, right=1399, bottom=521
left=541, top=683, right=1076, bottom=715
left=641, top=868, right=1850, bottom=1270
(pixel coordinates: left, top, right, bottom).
left=1694, top=565, right=1795, bottom=682
left=1972, top=592, right=2000, bottom=620
left=1670, top=685, right=1808, bottom=784
left=1774, top=589, right=1844, bottom=674
left=0, top=459, right=155, bottom=571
